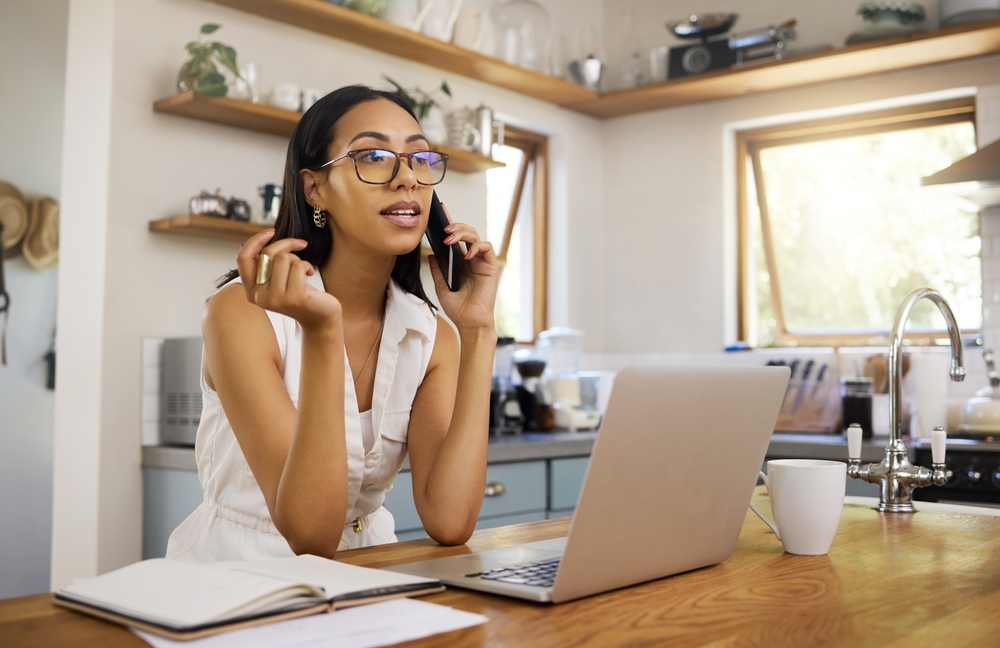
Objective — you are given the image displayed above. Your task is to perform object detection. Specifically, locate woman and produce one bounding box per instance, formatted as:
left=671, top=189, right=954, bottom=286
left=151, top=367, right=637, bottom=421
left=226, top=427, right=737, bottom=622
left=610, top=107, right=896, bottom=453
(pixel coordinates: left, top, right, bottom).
left=166, top=85, right=499, bottom=562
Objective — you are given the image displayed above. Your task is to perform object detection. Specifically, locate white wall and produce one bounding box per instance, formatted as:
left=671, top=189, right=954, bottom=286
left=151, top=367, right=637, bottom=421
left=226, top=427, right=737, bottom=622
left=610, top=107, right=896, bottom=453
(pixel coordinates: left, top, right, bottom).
left=50, top=0, right=605, bottom=587
left=0, top=0, right=68, bottom=599
left=598, top=0, right=1000, bottom=352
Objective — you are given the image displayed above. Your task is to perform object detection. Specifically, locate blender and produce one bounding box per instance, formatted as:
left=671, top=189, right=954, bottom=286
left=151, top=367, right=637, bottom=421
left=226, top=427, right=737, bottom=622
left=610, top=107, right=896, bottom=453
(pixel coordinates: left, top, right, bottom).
left=536, top=327, right=600, bottom=431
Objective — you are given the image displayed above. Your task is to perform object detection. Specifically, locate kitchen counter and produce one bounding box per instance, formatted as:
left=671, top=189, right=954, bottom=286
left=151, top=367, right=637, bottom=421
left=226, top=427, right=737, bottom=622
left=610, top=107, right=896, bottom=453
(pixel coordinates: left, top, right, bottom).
left=10, top=487, right=1000, bottom=646
left=141, top=430, right=892, bottom=470
left=142, top=430, right=601, bottom=471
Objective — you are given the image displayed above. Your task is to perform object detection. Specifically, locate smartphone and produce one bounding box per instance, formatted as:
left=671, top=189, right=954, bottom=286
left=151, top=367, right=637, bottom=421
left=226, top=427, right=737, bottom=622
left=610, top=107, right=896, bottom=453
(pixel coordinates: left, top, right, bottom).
left=424, top=191, right=463, bottom=292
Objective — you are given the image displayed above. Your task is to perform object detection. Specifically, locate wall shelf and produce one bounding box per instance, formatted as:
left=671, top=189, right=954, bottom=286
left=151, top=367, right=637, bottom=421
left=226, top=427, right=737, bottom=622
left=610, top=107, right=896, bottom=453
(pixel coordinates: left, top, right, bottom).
left=149, top=213, right=268, bottom=242
left=203, top=0, right=1000, bottom=117
left=153, top=92, right=505, bottom=173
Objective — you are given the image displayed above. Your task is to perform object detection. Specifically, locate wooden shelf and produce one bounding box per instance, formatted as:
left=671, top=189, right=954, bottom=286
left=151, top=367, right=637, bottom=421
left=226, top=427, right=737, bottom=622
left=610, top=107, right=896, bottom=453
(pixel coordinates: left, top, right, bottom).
left=203, top=0, right=1000, bottom=117
left=149, top=213, right=269, bottom=242
left=567, top=19, right=1000, bottom=118
left=153, top=91, right=505, bottom=173
left=206, top=0, right=597, bottom=106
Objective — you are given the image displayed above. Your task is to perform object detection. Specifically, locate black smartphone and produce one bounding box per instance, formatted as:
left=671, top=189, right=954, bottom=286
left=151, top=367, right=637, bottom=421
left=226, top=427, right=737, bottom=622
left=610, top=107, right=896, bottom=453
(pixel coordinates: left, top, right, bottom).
left=424, top=191, right=463, bottom=292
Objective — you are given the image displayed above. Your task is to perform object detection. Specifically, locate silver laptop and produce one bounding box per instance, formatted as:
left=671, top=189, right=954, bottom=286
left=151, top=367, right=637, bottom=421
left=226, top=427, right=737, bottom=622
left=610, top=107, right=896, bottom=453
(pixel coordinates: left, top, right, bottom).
left=384, top=365, right=790, bottom=604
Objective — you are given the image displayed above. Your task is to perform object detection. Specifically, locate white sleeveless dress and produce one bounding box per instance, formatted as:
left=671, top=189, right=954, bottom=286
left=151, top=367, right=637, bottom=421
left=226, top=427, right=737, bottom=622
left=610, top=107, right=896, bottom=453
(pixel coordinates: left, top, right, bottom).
left=165, top=272, right=437, bottom=562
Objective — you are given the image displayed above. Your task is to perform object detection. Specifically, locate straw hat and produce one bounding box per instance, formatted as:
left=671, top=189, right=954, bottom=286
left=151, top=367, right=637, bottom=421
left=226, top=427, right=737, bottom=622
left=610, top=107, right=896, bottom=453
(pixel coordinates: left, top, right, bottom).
left=0, top=180, right=28, bottom=259
left=23, top=195, right=59, bottom=271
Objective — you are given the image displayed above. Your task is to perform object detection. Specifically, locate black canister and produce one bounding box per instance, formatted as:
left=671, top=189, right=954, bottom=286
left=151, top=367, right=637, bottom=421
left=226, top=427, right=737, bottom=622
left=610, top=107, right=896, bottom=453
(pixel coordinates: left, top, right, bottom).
left=841, top=377, right=873, bottom=438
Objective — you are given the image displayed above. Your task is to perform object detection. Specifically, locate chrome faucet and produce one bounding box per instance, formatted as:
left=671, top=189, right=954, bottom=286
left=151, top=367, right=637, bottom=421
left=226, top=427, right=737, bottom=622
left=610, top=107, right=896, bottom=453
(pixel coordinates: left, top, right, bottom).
left=847, top=288, right=965, bottom=512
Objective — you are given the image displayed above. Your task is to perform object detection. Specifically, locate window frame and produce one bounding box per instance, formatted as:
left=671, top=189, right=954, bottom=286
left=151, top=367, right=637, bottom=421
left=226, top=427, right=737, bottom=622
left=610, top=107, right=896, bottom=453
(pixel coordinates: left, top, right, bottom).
left=736, top=97, right=979, bottom=347
left=493, top=124, right=549, bottom=340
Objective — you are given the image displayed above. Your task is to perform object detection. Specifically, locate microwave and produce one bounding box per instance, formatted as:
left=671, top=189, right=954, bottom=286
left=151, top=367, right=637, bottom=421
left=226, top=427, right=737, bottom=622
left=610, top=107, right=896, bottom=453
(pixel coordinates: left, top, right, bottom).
left=160, top=337, right=203, bottom=446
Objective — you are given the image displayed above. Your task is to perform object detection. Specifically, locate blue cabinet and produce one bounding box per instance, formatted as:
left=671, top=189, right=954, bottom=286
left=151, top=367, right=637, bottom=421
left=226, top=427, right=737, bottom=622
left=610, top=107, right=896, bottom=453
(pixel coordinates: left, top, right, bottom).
left=143, top=455, right=592, bottom=556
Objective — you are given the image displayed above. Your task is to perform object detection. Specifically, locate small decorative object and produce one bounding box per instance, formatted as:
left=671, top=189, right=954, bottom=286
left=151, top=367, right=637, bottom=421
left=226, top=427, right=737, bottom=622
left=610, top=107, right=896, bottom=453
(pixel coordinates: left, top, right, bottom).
left=226, top=197, right=251, bottom=222
left=445, top=107, right=481, bottom=151
left=664, top=13, right=739, bottom=78
left=232, top=61, right=260, bottom=103
left=382, top=76, right=452, bottom=144
left=420, top=0, right=462, bottom=42
left=269, top=82, right=302, bottom=112
left=258, top=184, right=282, bottom=222
left=345, top=0, right=386, bottom=16
left=845, top=2, right=925, bottom=45
left=189, top=190, right=228, bottom=217
left=492, top=0, right=552, bottom=74
left=301, top=88, right=323, bottom=112
left=568, top=55, right=604, bottom=90
left=176, top=23, right=244, bottom=98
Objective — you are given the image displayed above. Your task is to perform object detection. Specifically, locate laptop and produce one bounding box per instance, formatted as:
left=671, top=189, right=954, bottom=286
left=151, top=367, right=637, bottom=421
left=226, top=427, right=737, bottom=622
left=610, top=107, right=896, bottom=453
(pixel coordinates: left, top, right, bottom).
left=384, top=364, right=790, bottom=604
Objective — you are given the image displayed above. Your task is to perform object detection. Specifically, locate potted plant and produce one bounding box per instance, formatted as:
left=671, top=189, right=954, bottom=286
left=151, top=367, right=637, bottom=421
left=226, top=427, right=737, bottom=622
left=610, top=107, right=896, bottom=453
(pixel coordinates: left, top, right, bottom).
left=383, top=75, right=451, bottom=144
left=177, top=23, right=245, bottom=97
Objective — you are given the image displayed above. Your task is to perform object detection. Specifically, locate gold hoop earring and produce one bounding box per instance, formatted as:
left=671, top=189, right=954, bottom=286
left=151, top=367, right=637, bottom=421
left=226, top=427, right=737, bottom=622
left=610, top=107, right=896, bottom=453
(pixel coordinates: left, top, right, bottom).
left=313, top=205, right=326, bottom=228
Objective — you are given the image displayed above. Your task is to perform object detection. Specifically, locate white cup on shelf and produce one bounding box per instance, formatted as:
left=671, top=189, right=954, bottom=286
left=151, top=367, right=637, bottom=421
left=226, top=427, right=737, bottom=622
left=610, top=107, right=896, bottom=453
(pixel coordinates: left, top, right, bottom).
left=269, top=82, right=302, bottom=112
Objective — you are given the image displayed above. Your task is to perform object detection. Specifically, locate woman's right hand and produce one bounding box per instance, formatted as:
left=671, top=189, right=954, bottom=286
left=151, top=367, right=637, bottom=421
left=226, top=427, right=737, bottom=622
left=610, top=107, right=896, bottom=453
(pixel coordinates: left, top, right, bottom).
left=236, top=229, right=342, bottom=331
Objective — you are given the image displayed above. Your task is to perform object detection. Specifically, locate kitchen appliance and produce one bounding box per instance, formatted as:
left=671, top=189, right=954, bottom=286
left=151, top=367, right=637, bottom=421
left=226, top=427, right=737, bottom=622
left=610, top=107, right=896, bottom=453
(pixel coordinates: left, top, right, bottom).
left=160, top=337, right=204, bottom=446
left=548, top=377, right=600, bottom=431
left=921, top=137, right=1000, bottom=209
left=959, top=349, right=1000, bottom=433
left=914, top=435, right=1000, bottom=506
left=259, top=184, right=281, bottom=222
left=490, top=337, right=522, bottom=434
left=514, top=346, right=549, bottom=431
left=728, top=19, right=796, bottom=65
left=536, top=326, right=583, bottom=378
left=665, top=13, right=738, bottom=78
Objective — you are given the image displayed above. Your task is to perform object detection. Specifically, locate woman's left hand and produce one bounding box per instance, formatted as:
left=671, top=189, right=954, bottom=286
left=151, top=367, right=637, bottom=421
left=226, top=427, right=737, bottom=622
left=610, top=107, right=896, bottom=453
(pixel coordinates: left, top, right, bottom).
left=428, top=215, right=499, bottom=333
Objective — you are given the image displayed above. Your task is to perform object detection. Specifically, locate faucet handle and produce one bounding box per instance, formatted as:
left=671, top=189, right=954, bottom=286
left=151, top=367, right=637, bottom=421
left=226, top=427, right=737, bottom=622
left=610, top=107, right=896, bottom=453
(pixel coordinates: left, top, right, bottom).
left=847, top=423, right=862, bottom=461
left=931, top=426, right=947, bottom=465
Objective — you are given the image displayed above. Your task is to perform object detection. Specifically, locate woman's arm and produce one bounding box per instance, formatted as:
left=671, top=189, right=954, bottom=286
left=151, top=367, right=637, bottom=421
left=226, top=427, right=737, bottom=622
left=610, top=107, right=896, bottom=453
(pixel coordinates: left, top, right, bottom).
left=203, top=231, right=348, bottom=557
left=407, top=222, right=499, bottom=544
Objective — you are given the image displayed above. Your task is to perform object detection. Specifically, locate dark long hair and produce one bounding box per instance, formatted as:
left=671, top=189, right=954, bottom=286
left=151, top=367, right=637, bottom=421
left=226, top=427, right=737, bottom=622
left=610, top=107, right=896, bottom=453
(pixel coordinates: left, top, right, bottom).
left=217, top=85, right=434, bottom=311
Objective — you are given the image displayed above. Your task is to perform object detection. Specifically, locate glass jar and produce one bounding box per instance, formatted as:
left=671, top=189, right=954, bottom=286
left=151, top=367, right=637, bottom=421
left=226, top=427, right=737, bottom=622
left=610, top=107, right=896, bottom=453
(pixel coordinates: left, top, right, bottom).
left=841, top=377, right=874, bottom=438
left=536, top=327, right=583, bottom=378
left=492, top=0, right=552, bottom=74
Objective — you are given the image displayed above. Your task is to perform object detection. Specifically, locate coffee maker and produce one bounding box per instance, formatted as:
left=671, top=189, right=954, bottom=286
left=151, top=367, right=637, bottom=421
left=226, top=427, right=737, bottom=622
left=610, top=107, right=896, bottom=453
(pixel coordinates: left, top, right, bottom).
left=514, top=346, right=551, bottom=431
left=490, top=337, right=523, bottom=434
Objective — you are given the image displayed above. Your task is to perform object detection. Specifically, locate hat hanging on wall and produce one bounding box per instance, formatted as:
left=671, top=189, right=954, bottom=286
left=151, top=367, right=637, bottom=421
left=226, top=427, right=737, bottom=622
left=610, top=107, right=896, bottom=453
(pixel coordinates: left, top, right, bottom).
left=23, top=196, right=59, bottom=272
left=0, top=180, right=29, bottom=260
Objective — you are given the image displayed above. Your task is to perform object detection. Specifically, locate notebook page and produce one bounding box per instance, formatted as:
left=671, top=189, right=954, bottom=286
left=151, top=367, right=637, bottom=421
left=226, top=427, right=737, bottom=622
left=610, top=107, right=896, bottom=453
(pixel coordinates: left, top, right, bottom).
left=58, top=559, right=324, bottom=629
left=223, top=555, right=438, bottom=601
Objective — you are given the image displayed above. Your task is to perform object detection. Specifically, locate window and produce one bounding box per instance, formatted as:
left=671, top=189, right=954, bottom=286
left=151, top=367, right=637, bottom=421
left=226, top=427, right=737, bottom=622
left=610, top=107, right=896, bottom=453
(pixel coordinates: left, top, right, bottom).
left=486, top=125, right=548, bottom=342
left=737, top=98, right=981, bottom=347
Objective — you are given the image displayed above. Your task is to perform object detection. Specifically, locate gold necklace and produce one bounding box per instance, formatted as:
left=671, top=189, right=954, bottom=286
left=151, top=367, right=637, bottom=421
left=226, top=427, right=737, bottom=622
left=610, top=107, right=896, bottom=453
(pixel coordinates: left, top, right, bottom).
left=353, top=314, right=385, bottom=387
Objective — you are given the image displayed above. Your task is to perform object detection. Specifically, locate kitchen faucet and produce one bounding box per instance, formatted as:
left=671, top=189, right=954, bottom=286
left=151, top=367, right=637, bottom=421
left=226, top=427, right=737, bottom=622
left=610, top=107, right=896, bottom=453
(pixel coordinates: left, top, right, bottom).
left=847, top=288, right=965, bottom=512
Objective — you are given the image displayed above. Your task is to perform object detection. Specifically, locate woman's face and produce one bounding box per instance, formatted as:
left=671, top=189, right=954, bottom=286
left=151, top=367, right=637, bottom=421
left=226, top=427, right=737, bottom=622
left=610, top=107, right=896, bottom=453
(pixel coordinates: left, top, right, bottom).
left=307, top=98, right=433, bottom=258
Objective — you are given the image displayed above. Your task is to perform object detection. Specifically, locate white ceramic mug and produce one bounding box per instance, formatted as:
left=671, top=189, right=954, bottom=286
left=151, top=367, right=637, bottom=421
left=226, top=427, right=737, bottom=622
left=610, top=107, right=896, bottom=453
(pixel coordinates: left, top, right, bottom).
left=269, top=82, right=302, bottom=112
left=749, top=459, right=846, bottom=555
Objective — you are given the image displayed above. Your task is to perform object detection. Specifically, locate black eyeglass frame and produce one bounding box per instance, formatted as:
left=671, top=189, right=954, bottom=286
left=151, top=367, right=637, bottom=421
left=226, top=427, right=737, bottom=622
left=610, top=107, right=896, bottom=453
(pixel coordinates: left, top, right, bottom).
left=316, top=148, right=450, bottom=186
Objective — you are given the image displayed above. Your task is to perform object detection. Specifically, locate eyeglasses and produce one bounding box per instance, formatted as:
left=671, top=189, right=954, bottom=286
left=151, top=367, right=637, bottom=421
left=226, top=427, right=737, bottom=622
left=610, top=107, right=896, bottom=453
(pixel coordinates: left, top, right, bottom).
left=318, top=148, right=449, bottom=186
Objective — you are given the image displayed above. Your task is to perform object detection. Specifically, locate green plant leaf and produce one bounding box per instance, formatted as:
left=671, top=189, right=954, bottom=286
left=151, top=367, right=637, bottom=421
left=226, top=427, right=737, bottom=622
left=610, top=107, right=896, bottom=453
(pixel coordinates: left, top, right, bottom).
left=440, top=81, right=451, bottom=97
left=210, top=42, right=241, bottom=79
left=193, top=70, right=227, bottom=97
left=200, top=23, right=221, bottom=34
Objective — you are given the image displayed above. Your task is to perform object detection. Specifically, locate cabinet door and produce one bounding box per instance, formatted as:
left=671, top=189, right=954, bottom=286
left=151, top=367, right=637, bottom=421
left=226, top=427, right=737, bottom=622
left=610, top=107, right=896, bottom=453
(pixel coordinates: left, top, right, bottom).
left=383, top=461, right=548, bottom=536
left=382, top=470, right=422, bottom=533
left=548, top=456, right=590, bottom=512
left=142, top=467, right=203, bottom=559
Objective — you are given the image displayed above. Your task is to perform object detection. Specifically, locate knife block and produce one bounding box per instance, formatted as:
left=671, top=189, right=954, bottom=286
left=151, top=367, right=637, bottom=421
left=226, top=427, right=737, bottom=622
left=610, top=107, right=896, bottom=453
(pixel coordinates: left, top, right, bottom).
left=773, top=383, right=842, bottom=433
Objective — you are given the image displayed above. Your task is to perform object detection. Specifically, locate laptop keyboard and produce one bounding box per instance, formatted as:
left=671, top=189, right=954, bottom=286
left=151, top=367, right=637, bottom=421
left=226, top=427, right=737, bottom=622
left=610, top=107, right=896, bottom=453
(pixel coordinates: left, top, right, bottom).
left=466, top=557, right=561, bottom=588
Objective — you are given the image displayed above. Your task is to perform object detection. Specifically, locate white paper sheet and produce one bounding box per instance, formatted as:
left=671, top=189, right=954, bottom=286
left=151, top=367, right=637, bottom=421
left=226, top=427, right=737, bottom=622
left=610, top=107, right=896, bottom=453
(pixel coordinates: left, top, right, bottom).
left=133, top=598, right=488, bottom=648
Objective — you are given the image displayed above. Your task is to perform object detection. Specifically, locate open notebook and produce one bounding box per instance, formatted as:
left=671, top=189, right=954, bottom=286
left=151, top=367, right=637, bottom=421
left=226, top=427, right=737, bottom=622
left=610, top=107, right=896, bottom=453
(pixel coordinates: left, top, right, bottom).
left=54, top=555, right=443, bottom=640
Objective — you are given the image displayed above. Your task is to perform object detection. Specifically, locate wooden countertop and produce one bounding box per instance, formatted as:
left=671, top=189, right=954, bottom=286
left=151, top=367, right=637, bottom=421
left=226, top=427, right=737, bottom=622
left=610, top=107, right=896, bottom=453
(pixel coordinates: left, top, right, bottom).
left=6, top=487, right=1000, bottom=646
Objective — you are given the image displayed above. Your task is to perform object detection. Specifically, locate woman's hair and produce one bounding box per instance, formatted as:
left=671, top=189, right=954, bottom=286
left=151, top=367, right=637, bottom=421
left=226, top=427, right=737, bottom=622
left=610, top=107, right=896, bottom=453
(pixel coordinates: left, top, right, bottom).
left=217, top=85, right=434, bottom=311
